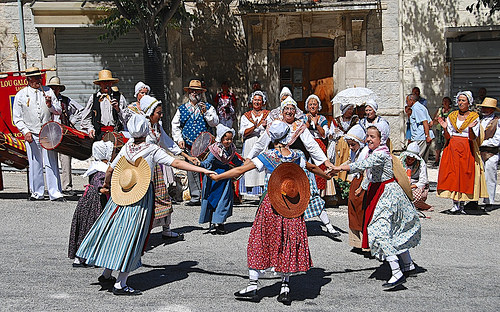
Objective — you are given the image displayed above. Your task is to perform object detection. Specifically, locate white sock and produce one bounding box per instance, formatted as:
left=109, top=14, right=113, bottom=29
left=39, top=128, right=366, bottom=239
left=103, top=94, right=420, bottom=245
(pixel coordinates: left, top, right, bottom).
left=280, top=273, right=290, bottom=294
left=451, top=201, right=460, bottom=212
left=318, top=210, right=330, bottom=225
left=386, top=255, right=403, bottom=283
left=114, top=272, right=129, bottom=289
left=73, top=258, right=81, bottom=265
left=102, top=268, right=112, bottom=279
left=398, top=250, right=415, bottom=271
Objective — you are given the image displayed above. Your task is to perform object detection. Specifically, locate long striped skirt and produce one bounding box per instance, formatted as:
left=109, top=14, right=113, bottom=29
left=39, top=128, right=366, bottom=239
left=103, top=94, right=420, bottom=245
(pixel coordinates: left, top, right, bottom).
left=76, top=184, right=154, bottom=273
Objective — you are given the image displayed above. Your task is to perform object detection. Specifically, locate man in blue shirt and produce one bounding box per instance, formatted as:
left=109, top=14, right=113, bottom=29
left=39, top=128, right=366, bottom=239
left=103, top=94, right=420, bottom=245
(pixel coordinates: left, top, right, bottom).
left=406, top=94, right=434, bottom=162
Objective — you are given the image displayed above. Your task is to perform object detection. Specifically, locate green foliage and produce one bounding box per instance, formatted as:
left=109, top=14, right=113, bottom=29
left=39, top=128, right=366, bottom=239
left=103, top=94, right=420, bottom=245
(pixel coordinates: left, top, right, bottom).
left=466, top=0, right=500, bottom=15
left=335, top=178, right=350, bottom=200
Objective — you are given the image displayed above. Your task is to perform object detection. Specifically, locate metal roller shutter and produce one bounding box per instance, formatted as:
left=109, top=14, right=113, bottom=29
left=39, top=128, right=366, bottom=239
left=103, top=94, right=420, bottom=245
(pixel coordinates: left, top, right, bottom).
left=450, top=40, right=500, bottom=102
left=55, top=28, right=145, bottom=105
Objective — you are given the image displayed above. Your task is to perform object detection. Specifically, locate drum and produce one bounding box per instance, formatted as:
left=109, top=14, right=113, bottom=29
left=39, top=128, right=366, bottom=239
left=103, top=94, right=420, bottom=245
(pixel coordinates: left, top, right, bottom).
left=0, top=133, right=28, bottom=169
left=39, top=121, right=93, bottom=160
left=191, top=132, right=215, bottom=160
left=102, top=132, right=129, bottom=161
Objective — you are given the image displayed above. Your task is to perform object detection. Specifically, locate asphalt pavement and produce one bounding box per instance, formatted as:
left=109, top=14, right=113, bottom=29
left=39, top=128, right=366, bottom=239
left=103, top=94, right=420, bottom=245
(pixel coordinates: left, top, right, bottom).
left=0, top=171, right=499, bottom=312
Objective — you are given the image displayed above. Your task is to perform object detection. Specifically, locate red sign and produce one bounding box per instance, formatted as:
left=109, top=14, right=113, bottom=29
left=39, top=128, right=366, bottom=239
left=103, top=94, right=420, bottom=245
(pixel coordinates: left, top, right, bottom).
left=0, top=73, right=46, bottom=138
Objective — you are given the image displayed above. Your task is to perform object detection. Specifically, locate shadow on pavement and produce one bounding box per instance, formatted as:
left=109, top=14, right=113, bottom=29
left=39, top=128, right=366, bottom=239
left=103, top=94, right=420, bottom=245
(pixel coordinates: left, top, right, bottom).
left=130, top=260, right=247, bottom=292
left=306, top=220, right=346, bottom=242
left=0, top=192, right=30, bottom=200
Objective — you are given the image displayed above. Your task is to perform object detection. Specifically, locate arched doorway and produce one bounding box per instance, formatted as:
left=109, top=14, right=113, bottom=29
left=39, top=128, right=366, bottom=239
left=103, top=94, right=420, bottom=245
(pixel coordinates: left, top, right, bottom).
left=279, top=38, right=334, bottom=115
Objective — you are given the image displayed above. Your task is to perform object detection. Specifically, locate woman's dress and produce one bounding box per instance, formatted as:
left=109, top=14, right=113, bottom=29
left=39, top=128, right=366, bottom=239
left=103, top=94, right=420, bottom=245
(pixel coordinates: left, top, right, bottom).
left=199, top=144, right=243, bottom=224
left=349, top=149, right=421, bottom=259
left=437, top=111, right=488, bottom=201
left=247, top=149, right=312, bottom=273
left=239, top=110, right=269, bottom=196
left=76, top=142, right=175, bottom=272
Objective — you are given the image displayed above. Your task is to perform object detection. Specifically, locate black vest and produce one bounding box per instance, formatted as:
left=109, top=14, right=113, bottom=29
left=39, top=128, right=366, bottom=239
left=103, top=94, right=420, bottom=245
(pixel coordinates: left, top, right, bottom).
left=91, top=93, right=123, bottom=140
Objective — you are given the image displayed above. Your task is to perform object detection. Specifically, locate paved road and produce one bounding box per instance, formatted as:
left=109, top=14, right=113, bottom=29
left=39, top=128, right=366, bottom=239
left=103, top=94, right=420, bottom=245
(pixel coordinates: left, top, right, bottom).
left=0, top=171, right=498, bottom=312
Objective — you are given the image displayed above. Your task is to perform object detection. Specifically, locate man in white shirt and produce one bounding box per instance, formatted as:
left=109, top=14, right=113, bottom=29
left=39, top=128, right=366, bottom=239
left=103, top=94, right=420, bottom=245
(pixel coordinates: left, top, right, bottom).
left=478, top=98, right=500, bottom=210
left=12, top=67, right=64, bottom=201
left=171, top=79, right=219, bottom=205
left=47, top=76, right=83, bottom=195
left=81, top=70, right=129, bottom=140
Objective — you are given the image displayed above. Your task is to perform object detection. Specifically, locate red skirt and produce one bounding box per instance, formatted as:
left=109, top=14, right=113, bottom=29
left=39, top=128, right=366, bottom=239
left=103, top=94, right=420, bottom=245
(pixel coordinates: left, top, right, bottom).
left=314, top=138, right=327, bottom=190
left=437, top=136, right=475, bottom=195
left=247, top=194, right=312, bottom=273
left=361, top=178, right=395, bottom=249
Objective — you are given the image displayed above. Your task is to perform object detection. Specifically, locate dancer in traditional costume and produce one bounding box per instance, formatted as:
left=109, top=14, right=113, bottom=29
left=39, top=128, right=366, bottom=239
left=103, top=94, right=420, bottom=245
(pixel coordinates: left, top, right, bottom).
left=68, top=140, right=114, bottom=267
left=249, top=97, right=340, bottom=238
left=76, top=114, right=215, bottom=296
left=238, top=91, right=269, bottom=197
left=399, top=142, right=433, bottom=211
left=199, top=124, right=243, bottom=234
left=437, top=91, right=488, bottom=214
left=211, top=120, right=332, bottom=304
left=333, top=123, right=421, bottom=288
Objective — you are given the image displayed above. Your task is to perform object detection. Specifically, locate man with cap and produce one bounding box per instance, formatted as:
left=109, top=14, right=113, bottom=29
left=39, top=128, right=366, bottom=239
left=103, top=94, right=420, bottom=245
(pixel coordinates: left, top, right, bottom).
left=171, top=79, right=219, bottom=206
left=12, top=67, right=64, bottom=201
left=47, top=76, right=84, bottom=195
left=478, top=97, right=500, bottom=210
left=81, top=69, right=129, bottom=140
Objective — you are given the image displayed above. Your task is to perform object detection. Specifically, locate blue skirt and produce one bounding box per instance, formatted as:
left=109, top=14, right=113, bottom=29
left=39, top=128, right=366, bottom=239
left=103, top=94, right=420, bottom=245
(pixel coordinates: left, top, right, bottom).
left=76, top=185, right=154, bottom=273
left=199, top=168, right=233, bottom=224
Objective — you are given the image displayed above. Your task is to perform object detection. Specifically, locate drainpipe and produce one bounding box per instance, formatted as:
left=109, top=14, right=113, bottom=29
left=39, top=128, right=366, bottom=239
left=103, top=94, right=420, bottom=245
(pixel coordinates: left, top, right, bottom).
left=398, top=0, right=405, bottom=146
left=17, top=0, right=27, bottom=69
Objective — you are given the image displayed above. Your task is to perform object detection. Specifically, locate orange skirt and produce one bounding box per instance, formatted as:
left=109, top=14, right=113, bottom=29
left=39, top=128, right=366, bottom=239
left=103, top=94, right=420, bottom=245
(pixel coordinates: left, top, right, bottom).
left=437, top=136, right=475, bottom=195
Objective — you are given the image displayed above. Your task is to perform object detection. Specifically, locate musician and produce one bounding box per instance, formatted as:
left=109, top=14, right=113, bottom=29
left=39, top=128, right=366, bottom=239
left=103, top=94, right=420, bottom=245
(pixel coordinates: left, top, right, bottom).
left=47, top=76, right=83, bottom=195
left=171, top=79, right=219, bottom=206
left=12, top=67, right=64, bottom=201
left=81, top=70, right=129, bottom=140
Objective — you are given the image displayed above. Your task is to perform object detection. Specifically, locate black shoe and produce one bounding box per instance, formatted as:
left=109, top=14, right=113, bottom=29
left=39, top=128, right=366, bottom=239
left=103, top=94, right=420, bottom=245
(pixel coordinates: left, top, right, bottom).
left=51, top=197, right=67, bottom=202
left=234, top=289, right=258, bottom=301
left=382, top=275, right=406, bottom=288
left=98, top=275, right=116, bottom=288
left=185, top=201, right=201, bottom=206
left=62, top=190, right=76, bottom=196
left=112, top=286, right=142, bottom=296
left=161, top=232, right=184, bottom=240
left=28, top=195, right=43, bottom=201
left=403, top=269, right=417, bottom=278
left=213, top=224, right=228, bottom=235
left=277, top=292, right=291, bottom=305
left=72, top=262, right=88, bottom=268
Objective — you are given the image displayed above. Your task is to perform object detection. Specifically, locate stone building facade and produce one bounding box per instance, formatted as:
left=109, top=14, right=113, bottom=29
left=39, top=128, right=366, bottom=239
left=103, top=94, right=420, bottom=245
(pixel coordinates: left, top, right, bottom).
left=1, top=0, right=499, bottom=149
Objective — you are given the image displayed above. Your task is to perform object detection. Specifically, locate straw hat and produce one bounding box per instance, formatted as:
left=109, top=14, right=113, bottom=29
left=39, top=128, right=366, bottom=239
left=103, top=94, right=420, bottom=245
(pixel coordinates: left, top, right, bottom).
left=47, top=76, right=66, bottom=92
left=25, top=67, right=42, bottom=77
left=111, top=156, right=151, bottom=206
left=93, top=69, right=119, bottom=85
left=478, top=97, right=500, bottom=112
left=183, top=79, right=206, bottom=92
left=268, top=162, right=310, bottom=218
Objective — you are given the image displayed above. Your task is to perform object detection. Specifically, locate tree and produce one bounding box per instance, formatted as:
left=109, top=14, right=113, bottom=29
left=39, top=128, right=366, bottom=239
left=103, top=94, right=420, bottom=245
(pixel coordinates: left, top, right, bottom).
left=466, top=0, right=500, bottom=14
left=94, top=0, right=189, bottom=130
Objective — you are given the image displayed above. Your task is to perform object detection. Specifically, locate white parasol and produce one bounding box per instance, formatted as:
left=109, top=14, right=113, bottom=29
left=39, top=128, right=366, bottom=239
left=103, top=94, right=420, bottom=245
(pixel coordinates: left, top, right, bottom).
left=331, top=87, right=377, bottom=107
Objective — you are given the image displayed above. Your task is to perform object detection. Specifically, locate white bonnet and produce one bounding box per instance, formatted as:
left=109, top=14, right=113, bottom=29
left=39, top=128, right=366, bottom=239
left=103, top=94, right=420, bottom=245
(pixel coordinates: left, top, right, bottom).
left=305, top=94, right=322, bottom=111
left=215, top=123, right=235, bottom=142
left=127, top=114, right=150, bottom=138
left=268, top=120, right=290, bottom=144
left=250, top=90, right=267, bottom=105
left=340, top=103, right=354, bottom=115
left=280, top=96, right=298, bottom=112
left=455, top=91, right=473, bottom=106
left=92, top=140, right=114, bottom=161
left=279, top=87, right=292, bottom=101
left=140, top=95, right=162, bottom=117
left=345, top=124, right=366, bottom=146
left=134, top=81, right=150, bottom=98
left=365, top=99, right=378, bottom=112
left=369, top=121, right=390, bottom=144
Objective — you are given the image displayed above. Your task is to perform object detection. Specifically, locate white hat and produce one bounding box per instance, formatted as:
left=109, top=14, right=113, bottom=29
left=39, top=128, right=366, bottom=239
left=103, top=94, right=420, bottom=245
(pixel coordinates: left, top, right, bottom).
left=215, top=123, right=235, bottom=142
left=372, top=121, right=390, bottom=144
left=340, top=103, right=354, bottom=115
left=279, top=87, right=292, bottom=101
left=406, top=142, right=420, bottom=156
left=127, top=114, right=150, bottom=138
left=134, top=81, right=150, bottom=97
left=305, top=94, right=322, bottom=111
left=92, top=140, right=114, bottom=161
left=139, top=95, right=161, bottom=117
left=268, top=120, right=290, bottom=144
left=455, top=91, right=473, bottom=106
left=280, top=96, right=298, bottom=112
left=365, top=99, right=378, bottom=112
left=250, top=90, right=267, bottom=105
left=345, top=124, right=366, bottom=146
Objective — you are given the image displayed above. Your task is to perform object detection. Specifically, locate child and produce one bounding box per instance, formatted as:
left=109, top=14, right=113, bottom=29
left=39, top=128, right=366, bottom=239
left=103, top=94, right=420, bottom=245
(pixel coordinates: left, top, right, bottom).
left=333, top=124, right=421, bottom=288
left=399, top=142, right=433, bottom=211
left=68, top=140, right=114, bottom=267
left=199, top=124, right=243, bottom=234
left=76, top=114, right=215, bottom=296
left=211, top=120, right=332, bottom=304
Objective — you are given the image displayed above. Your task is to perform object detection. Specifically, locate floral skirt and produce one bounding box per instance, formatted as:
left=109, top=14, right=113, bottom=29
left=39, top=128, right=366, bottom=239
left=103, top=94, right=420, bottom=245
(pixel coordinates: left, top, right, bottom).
left=247, top=193, right=312, bottom=273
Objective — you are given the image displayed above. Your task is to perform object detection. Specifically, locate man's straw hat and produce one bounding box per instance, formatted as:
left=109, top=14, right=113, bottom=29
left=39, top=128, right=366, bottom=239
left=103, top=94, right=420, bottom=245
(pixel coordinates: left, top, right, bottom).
left=47, top=76, right=66, bottom=92
left=111, top=156, right=151, bottom=206
left=478, top=97, right=500, bottom=112
left=93, top=69, right=119, bottom=85
left=268, top=162, right=310, bottom=218
left=183, top=79, right=206, bottom=92
left=25, top=67, right=42, bottom=77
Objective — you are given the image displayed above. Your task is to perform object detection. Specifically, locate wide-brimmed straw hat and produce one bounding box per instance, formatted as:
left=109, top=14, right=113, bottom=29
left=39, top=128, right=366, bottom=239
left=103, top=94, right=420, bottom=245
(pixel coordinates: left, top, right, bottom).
left=183, top=79, right=206, bottom=92
left=111, top=156, right=151, bottom=206
left=47, top=76, right=66, bottom=92
left=93, top=69, right=119, bottom=85
left=25, top=67, right=42, bottom=77
left=478, top=97, right=500, bottom=112
left=268, top=162, right=310, bottom=218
